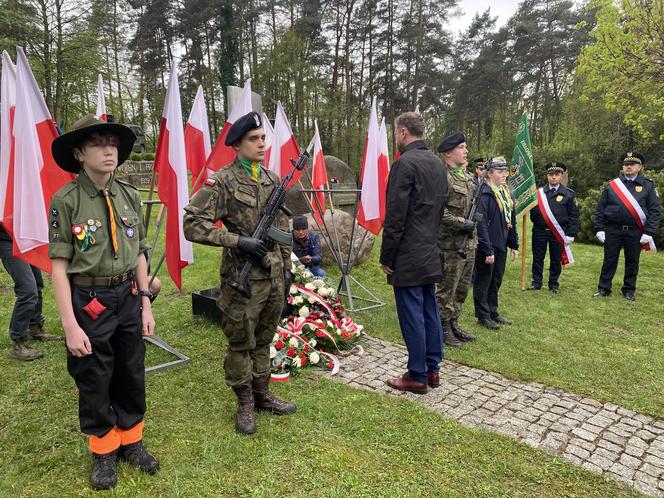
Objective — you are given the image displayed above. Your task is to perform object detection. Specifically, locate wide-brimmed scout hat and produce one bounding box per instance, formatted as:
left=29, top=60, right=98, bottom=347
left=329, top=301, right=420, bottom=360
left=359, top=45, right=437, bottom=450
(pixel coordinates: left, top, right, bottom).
left=51, top=114, right=136, bottom=173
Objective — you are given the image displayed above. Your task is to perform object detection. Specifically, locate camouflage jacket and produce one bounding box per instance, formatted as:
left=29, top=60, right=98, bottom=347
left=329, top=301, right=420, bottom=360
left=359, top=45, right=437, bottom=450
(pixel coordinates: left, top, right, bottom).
left=183, top=160, right=291, bottom=280
left=440, top=166, right=478, bottom=252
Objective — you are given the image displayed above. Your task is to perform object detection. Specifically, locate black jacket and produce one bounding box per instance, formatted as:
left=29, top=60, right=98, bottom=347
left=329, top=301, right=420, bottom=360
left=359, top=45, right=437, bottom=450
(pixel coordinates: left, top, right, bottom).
left=292, top=231, right=323, bottom=267
left=594, top=175, right=661, bottom=234
left=530, top=184, right=579, bottom=236
left=379, top=140, right=448, bottom=287
left=476, top=183, right=519, bottom=257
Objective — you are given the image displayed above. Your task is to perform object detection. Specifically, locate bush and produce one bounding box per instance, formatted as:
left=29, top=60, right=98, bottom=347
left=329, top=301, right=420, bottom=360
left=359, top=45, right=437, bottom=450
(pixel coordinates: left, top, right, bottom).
left=130, top=152, right=142, bottom=161
left=142, top=152, right=155, bottom=161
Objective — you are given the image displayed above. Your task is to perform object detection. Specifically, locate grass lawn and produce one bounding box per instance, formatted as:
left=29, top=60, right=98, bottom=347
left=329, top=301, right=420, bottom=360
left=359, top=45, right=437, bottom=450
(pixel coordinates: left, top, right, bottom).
left=0, top=211, right=654, bottom=496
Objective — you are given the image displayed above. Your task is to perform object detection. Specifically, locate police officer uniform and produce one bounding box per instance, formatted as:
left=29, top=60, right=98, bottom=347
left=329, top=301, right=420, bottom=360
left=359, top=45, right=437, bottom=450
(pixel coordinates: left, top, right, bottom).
left=48, top=115, right=158, bottom=490
left=529, top=162, right=579, bottom=292
left=183, top=112, right=296, bottom=435
left=594, top=152, right=661, bottom=300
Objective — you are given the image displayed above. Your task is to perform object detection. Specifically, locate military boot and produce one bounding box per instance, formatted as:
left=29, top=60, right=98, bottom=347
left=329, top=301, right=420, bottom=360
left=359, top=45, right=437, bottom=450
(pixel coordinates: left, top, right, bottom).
left=232, top=384, right=257, bottom=435
left=450, top=319, right=476, bottom=342
left=28, top=323, right=62, bottom=341
left=90, top=450, right=118, bottom=490
left=442, top=321, right=462, bottom=347
left=118, top=440, right=159, bottom=474
left=252, top=374, right=297, bottom=415
left=10, top=337, right=43, bottom=361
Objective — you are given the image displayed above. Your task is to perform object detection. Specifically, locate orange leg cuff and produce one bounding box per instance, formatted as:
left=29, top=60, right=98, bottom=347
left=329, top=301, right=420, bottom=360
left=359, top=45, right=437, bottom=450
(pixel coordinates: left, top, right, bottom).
left=117, top=420, right=144, bottom=446
left=89, top=428, right=121, bottom=455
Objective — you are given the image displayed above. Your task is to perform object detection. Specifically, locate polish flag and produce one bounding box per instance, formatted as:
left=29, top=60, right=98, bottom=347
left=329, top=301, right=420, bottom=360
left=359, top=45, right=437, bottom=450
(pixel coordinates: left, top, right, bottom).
left=184, top=85, right=211, bottom=192
left=262, top=112, right=274, bottom=167
left=154, top=63, right=194, bottom=290
left=205, top=79, right=252, bottom=171
left=268, top=102, right=301, bottom=187
left=95, top=74, right=107, bottom=122
left=357, top=97, right=388, bottom=235
left=310, top=120, right=328, bottom=225
left=1, top=48, right=74, bottom=273
left=0, top=51, right=16, bottom=226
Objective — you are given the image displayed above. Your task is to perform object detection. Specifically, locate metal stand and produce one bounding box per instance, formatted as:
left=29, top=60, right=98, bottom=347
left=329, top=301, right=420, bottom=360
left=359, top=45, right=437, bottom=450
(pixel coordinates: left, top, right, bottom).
left=298, top=187, right=385, bottom=312
left=144, top=335, right=190, bottom=374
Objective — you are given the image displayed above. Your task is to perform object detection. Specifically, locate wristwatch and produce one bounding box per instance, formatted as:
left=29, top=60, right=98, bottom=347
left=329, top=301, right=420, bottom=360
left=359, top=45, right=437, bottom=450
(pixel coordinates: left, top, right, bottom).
left=139, top=290, right=154, bottom=299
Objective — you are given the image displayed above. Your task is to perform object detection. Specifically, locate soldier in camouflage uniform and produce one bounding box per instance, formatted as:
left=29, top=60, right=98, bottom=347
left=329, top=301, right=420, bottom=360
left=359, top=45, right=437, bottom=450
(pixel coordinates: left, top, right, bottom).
left=183, top=112, right=296, bottom=435
left=436, top=133, right=477, bottom=347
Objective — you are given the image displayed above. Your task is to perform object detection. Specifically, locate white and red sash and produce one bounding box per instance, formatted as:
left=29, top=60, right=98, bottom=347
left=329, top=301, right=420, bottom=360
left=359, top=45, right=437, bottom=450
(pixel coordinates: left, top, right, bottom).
left=537, top=188, right=574, bottom=266
left=608, top=178, right=656, bottom=252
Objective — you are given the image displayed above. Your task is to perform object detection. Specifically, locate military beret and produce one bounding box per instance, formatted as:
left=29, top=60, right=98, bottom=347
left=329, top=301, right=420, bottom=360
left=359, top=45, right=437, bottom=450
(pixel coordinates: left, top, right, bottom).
left=292, top=215, right=308, bottom=230
left=473, top=157, right=485, bottom=164
left=224, top=111, right=262, bottom=146
left=487, top=156, right=508, bottom=170
left=545, top=161, right=566, bottom=173
left=437, top=132, right=466, bottom=153
left=621, top=151, right=645, bottom=165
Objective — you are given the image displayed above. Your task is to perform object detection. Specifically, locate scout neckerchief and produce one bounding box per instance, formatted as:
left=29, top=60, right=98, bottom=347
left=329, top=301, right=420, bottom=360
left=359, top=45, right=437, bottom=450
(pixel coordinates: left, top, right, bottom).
left=608, top=178, right=656, bottom=252
left=451, top=166, right=466, bottom=179
left=537, top=187, right=574, bottom=266
left=490, top=183, right=512, bottom=227
left=239, top=159, right=261, bottom=182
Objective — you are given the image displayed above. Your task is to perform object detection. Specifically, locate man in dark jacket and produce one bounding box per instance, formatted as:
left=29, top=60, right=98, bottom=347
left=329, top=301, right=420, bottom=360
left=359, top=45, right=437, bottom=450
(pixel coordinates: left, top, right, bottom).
left=291, top=215, right=326, bottom=277
left=529, top=162, right=579, bottom=292
left=380, top=112, right=448, bottom=394
left=473, top=157, right=519, bottom=329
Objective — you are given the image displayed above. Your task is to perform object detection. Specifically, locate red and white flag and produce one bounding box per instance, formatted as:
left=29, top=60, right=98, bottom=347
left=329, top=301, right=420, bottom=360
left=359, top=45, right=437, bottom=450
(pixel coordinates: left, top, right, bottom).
left=205, top=79, right=252, bottom=171
left=1, top=47, right=74, bottom=273
left=262, top=112, right=274, bottom=167
left=95, top=74, right=107, bottom=122
left=310, top=120, right=328, bottom=225
left=184, top=85, right=211, bottom=192
left=0, top=51, right=16, bottom=225
left=268, top=102, right=301, bottom=187
left=358, top=97, right=388, bottom=235
left=154, top=63, right=194, bottom=290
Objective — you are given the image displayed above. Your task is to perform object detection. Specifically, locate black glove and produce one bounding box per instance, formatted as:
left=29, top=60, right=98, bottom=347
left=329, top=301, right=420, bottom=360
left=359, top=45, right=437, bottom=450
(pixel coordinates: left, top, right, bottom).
left=237, top=236, right=268, bottom=258
left=283, top=269, right=292, bottom=300
left=462, top=220, right=476, bottom=234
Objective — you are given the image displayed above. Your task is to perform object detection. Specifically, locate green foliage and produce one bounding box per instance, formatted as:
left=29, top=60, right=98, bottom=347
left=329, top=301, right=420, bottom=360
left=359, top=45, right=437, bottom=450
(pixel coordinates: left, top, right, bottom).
left=130, top=152, right=142, bottom=161
left=575, top=188, right=601, bottom=244
left=142, top=152, right=155, bottom=161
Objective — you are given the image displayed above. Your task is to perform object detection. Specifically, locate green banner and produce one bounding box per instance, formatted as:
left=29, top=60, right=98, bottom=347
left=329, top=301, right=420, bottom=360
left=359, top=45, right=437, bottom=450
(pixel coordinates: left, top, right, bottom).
left=508, top=112, right=537, bottom=217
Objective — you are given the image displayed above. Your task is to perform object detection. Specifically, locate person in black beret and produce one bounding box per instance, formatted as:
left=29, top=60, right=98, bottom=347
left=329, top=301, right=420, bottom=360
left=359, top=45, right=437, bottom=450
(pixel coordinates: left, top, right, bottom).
left=472, top=157, right=486, bottom=186
left=437, top=132, right=465, bottom=154
left=291, top=215, right=326, bottom=277
left=528, top=162, right=579, bottom=293
left=594, top=151, right=661, bottom=300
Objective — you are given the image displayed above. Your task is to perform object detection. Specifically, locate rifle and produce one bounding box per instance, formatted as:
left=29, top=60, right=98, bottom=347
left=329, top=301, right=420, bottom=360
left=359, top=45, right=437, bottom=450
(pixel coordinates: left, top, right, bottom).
left=458, top=156, right=492, bottom=254
left=230, top=137, right=315, bottom=298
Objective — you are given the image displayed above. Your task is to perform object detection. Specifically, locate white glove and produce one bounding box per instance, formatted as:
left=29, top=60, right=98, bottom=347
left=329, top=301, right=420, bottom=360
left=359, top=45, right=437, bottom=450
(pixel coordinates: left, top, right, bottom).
left=596, top=231, right=606, bottom=244
left=640, top=234, right=654, bottom=245
left=565, top=236, right=574, bottom=245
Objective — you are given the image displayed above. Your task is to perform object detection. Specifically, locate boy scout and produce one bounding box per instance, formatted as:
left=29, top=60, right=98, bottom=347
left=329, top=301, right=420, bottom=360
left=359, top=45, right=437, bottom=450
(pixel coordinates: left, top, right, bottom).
left=48, top=115, right=159, bottom=490
left=183, top=112, right=296, bottom=435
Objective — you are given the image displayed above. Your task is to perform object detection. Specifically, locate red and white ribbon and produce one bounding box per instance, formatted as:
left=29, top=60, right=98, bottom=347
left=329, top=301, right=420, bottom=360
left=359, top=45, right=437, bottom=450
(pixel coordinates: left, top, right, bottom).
left=537, top=188, right=574, bottom=267
left=294, top=284, right=341, bottom=325
left=608, top=179, right=656, bottom=252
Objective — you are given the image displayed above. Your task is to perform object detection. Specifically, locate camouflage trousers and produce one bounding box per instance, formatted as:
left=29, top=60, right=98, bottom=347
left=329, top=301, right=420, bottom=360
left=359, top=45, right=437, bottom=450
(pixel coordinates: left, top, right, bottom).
left=217, top=277, right=284, bottom=387
left=436, top=250, right=475, bottom=322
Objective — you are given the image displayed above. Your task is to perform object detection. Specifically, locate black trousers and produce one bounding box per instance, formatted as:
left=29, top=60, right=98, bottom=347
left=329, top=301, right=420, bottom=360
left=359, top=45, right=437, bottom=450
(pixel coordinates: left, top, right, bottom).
left=68, top=279, right=145, bottom=437
left=473, top=250, right=507, bottom=320
left=598, top=225, right=642, bottom=294
left=531, top=228, right=563, bottom=289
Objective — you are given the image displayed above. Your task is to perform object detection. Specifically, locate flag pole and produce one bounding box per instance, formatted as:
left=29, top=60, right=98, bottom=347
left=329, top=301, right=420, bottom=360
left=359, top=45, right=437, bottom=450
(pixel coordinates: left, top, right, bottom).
left=521, top=213, right=527, bottom=290
left=144, top=167, right=158, bottom=230
left=190, top=166, right=208, bottom=193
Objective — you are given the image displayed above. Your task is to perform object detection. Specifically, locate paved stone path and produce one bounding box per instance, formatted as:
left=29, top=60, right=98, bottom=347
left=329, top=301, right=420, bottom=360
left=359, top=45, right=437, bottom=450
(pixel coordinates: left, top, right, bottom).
left=335, top=336, right=664, bottom=497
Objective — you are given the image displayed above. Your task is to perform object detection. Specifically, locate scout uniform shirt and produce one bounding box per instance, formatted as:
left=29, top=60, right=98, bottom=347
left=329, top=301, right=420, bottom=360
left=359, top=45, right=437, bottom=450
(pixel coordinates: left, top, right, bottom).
left=440, top=166, right=478, bottom=252
left=48, top=171, right=149, bottom=275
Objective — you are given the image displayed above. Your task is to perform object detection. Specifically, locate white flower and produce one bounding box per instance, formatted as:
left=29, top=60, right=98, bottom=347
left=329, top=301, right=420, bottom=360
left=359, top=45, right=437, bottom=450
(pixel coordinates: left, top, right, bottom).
left=293, top=357, right=302, bottom=368
left=327, top=320, right=334, bottom=328
left=309, top=339, right=317, bottom=348
left=293, top=296, right=304, bottom=305
left=288, top=337, right=299, bottom=348
left=270, top=346, right=277, bottom=359
left=305, top=282, right=315, bottom=290
left=307, top=297, right=316, bottom=304
left=273, top=333, right=280, bottom=343
left=309, top=351, right=320, bottom=364
left=298, top=306, right=310, bottom=318
left=318, top=287, right=330, bottom=298
left=290, top=285, right=298, bottom=295
left=312, top=279, right=325, bottom=289
left=303, top=270, right=313, bottom=279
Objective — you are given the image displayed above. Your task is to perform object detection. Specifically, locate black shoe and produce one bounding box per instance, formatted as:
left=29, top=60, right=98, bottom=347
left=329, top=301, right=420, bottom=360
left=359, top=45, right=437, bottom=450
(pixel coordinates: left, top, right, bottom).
left=528, top=285, right=541, bottom=291
left=594, top=289, right=611, bottom=297
left=252, top=374, right=297, bottom=415
left=549, top=288, right=560, bottom=294
left=443, top=325, right=462, bottom=347
left=232, top=384, right=257, bottom=435
left=450, top=319, right=476, bottom=342
left=478, top=318, right=500, bottom=330
left=118, top=440, right=159, bottom=474
left=492, top=315, right=512, bottom=325
left=91, top=450, right=118, bottom=490
left=623, top=292, right=636, bottom=301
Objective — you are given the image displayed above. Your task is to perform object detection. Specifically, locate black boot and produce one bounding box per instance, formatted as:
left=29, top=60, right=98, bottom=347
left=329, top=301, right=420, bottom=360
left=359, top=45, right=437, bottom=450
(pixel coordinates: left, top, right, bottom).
left=450, top=319, right=476, bottom=342
left=252, top=374, right=296, bottom=415
left=442, top=321, right=462, bottom=347
left=232, top=384, right=257, bottom=435
left=90, top=450, right=118, bottom=490
left=118, top=440, right=159, bottom=474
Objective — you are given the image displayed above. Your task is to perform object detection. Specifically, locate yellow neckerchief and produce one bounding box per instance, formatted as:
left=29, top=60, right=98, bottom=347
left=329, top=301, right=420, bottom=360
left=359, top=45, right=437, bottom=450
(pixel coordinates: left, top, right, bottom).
left=451, top=166, right=465, bottom=179
left=239, top=159, right=261, bottom=182
left=489, top=183, right=512, bottom=226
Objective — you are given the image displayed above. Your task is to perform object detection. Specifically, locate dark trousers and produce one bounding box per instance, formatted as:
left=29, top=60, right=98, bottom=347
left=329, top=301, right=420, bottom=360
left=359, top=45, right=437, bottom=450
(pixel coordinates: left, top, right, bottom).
left=0, top=236, right=45, bottom=340
left=68, top=279, right=145, bottom=437
left=598, top=225, right=642, bottom=294
left=393, top=284, right=443, bottom=384
left=531, top=228, right=563, bottom=289
left=473, top=250, right=507, bottom=320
